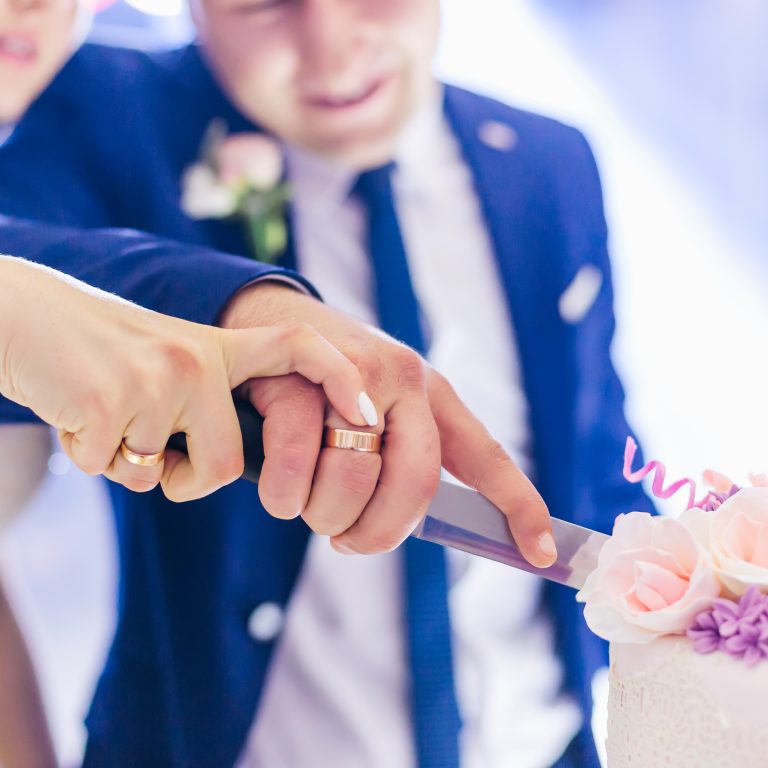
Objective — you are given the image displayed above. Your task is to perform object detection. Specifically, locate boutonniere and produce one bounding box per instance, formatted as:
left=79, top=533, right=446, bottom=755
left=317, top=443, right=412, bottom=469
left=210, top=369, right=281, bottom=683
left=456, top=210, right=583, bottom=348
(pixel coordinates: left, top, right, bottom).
left=180, top=119, right=290, bottom=264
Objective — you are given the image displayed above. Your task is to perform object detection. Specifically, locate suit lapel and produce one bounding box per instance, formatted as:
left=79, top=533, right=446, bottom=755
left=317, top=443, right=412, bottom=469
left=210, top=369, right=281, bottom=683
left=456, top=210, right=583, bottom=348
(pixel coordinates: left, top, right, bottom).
left=442, top=86, right=575, bottom=509
left=443, top=87, right=598, bottom=753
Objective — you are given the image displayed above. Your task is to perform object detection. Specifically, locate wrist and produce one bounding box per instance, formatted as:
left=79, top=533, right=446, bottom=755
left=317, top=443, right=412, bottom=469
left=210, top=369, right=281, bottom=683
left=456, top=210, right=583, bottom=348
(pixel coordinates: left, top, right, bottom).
left=219, top=279, right=320, bottom=330
left=0, top=258, right=27, bottom=397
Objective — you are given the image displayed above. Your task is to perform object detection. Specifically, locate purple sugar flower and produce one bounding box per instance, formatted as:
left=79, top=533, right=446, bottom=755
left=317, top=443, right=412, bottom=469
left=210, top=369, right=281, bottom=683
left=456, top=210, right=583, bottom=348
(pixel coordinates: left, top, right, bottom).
left=687, top=586, right=768, bottom=666
left=699, top=484, right=742, bottom=511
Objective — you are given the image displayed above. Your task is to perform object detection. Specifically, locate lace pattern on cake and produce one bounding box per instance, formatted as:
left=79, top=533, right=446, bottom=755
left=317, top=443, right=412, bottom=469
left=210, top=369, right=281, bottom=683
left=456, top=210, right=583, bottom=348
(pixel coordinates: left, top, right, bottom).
left=606, top=644, right=768, bottom=768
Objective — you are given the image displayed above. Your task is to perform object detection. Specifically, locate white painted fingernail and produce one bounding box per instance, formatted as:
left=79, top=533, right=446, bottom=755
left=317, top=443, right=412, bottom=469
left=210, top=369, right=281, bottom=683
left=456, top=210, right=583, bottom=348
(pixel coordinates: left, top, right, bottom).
left=358, top=392, right=378, bottom=427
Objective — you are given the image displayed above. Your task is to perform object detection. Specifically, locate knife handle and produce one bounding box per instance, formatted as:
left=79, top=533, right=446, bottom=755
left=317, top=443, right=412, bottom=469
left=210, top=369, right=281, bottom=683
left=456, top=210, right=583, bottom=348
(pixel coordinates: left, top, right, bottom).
left=166, top=398, right=265, bottom=483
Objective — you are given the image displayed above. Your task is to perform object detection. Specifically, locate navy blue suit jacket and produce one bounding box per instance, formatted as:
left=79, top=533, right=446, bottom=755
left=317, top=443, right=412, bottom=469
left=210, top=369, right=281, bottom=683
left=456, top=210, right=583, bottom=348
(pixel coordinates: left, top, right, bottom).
left=0, top=44, right=654, bottom=768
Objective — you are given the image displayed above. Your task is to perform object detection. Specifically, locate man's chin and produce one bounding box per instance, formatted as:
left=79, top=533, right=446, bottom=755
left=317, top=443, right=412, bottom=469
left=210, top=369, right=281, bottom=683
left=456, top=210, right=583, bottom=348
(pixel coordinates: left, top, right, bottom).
left=301, top=129, right=401, bottom=170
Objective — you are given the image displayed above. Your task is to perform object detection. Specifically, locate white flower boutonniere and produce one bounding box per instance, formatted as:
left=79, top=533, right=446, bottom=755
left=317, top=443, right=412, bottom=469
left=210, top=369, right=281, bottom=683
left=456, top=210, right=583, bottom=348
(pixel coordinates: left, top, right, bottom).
left=181, top=120, right=290, bottom=264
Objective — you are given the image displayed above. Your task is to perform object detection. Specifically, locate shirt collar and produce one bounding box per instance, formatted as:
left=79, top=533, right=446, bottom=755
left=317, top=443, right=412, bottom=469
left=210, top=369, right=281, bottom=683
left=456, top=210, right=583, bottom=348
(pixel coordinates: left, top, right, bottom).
left=283, top=83, right=447, bottom=213
left=393, top=83, right=447, bottom=179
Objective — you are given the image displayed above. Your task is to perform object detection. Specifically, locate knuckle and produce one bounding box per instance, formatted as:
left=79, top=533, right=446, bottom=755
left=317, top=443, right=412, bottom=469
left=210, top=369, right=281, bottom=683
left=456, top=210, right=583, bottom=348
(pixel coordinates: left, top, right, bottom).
left=282, top=321, right=316, bottom=343
left=360, top=529, right=407, bottom=555
left=474, top=440, right=514, bottom=492
left=277, top=443, right=314, bottom=477
left=355, top=356, right=384, bottom=394
left=162, top=485, right=189, bottom=504
left=159, top=338, right=206, bottom=383
left=86, top=386, right=123, bottom=425
left=270, top=377, right=324, bottom=419
left=258, top=488, right=302, bottom=520
left=393, top=347, right=426, bottom=391
left=77, top=457, right=110, bottom=476
left=338, top=457, right=378, bottom=498
left=428, top=369, right=454, bottom=400
left=208, top=451, right=245, bottom=486
left=414, top=462, right=442, bottom=503
left=121, top=474, right=160, bottom=494
left=307, top=514, right=349, bottom=538
left=279, top=323, right=318, bottom=366
left=486, top=439, right=512, bottom=467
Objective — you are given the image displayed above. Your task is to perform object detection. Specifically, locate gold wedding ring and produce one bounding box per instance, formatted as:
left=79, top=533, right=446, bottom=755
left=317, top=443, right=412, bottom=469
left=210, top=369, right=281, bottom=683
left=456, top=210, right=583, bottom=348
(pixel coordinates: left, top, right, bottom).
left=323, top=427, right=382, bottom=454
left=120, top=440, right=166, bottom=467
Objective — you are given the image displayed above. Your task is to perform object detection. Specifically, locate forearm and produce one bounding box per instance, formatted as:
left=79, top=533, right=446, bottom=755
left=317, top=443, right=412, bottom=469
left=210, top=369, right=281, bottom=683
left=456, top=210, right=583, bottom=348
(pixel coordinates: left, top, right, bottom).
left=0, top=584, right=56, bottom=768
left=0, top=257, right=33, bottom=398
left=1, top=219, right=318, bottom=325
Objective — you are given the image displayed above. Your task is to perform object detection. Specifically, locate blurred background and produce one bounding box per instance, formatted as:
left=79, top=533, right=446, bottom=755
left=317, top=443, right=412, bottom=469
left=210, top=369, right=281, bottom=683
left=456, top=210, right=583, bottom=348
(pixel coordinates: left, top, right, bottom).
left=1, top=0, right=766, bottom=764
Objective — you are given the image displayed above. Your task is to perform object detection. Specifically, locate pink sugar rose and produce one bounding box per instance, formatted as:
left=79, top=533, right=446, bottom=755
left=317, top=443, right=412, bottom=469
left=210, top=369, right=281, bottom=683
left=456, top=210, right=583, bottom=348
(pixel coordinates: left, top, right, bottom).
left=682, top=487, right=768, bottom=597
left=216, top=133, right=283, bottom=191
left=576, top=512, right=721, bottom=643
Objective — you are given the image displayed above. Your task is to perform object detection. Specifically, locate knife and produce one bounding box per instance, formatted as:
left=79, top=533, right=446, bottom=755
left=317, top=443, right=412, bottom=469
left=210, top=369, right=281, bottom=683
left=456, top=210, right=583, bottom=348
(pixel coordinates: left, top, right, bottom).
left=166, top=401, right=608, bottom=590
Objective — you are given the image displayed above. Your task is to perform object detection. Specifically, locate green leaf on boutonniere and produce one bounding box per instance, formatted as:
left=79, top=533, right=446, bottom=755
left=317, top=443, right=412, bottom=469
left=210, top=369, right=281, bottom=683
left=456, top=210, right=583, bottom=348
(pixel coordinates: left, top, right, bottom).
left=180, top=120, right=291, bottom=264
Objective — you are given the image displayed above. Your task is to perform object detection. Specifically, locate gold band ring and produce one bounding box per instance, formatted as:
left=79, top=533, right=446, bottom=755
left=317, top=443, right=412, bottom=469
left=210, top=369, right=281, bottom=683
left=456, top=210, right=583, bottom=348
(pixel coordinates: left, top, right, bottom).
left=120, top=440, right=166, bottom=467
left=323, top=427, right=382, bottom=454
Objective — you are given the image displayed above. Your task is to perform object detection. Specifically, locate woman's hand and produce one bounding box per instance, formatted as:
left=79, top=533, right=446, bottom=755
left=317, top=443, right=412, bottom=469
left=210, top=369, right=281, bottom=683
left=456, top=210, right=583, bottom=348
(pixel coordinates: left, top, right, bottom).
left=0, top=256, right=375, bottom=501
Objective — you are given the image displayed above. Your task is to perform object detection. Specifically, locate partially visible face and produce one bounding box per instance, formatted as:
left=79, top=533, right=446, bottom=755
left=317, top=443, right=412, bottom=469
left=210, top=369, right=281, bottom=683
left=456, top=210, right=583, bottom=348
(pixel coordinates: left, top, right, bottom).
left=0, top=0, right=81, bottom=124
left=191, top=0, right=441, bottom=169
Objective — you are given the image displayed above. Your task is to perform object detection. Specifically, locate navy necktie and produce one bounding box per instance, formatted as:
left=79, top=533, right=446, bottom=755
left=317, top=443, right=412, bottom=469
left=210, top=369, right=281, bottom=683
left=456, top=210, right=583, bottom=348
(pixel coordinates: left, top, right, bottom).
left=352, top=165, right=462, bottom=768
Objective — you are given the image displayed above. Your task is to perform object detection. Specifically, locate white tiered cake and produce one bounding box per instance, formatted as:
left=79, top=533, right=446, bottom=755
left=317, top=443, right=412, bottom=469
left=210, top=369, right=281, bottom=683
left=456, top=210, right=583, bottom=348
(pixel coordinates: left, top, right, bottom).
left=607, top=637, right=768, bottom=768
left=577, top=440, right=768, bottom=767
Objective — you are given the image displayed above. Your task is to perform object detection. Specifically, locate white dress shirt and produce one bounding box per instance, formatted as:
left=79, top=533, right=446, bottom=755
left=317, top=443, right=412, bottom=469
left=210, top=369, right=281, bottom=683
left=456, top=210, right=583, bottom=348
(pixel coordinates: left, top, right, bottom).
left=237, top=96, right=581, bottom=768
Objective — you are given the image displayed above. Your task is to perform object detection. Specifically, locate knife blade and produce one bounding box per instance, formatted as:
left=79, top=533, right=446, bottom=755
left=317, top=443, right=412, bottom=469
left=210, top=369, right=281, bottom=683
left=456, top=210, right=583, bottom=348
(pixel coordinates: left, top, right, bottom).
left=166, top=400, right=608, bottom=589
left=412, top=479, right=608, bottom=589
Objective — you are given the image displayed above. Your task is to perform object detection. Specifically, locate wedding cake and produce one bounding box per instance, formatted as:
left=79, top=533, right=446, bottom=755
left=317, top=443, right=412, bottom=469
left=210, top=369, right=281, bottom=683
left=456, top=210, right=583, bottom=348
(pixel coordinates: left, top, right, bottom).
left=577, top=439, right=768, bottom=767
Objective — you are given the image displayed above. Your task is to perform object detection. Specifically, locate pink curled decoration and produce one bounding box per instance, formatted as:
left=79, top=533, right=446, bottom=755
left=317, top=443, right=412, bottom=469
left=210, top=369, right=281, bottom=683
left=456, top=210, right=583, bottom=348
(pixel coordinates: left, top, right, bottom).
left=623, top=437, right=700, bottom=510
left=623, top=437, right=745, bottom=512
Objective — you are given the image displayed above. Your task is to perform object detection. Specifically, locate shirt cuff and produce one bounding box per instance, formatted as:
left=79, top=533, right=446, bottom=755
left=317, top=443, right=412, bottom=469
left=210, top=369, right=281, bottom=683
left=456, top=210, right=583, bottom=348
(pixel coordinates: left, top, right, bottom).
left=245, top=273, right=315, bottom=296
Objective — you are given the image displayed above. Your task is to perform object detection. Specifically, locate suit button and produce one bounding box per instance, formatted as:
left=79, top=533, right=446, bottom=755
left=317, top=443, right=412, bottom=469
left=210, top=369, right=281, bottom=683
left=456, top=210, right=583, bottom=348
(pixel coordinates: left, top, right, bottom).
left=478, top=120, right=518, bottom=151
left=558, top=264, right=604, bottom=324
left=247, top=602, right=285, bottom=642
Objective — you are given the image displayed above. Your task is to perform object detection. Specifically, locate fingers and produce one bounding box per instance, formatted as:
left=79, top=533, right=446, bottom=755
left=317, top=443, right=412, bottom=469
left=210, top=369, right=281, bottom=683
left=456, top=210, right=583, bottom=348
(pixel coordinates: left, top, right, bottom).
left=103, top=406, right=176, bottom=494
left=331, top=391, right=441, bottom=555
left=221, top=324, right=378, bottom=429
left=59, top=412, right=124, bottom=479
left=301, top=409, right=382, bottom=539
left=248, top=374, right=325, bottom=520
left=428, top=371, right=556, bottom=568
left=160, top=380, right=245, bottom=503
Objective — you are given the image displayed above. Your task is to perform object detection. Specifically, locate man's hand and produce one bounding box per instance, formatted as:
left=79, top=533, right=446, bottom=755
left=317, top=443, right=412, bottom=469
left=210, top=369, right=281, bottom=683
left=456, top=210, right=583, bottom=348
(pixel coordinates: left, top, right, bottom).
left=221, top=282, right=557, bottom=567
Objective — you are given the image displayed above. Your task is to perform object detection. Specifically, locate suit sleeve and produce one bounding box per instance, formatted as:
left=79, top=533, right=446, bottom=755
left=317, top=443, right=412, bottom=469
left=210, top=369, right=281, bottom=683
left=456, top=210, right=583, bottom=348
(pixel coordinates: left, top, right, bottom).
left=557, top=130, right=656, bottom=532
left=0, top=217, right=318, bottom=424
left=0, top=56, right=114, bottom=226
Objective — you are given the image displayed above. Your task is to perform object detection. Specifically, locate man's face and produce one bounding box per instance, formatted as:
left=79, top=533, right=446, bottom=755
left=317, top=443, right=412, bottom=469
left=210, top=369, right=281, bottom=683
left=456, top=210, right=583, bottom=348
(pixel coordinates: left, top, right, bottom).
left=191, top=0, right=441, bottom=169
left=0, top=0, right=81, bottom=124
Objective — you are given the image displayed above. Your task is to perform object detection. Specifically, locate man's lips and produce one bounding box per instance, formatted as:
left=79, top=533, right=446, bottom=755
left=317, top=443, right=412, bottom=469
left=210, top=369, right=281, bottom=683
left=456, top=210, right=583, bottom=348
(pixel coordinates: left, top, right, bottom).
left=302, top=76, right=389, bottom=110
left=0, top=34, right=37, bottom=64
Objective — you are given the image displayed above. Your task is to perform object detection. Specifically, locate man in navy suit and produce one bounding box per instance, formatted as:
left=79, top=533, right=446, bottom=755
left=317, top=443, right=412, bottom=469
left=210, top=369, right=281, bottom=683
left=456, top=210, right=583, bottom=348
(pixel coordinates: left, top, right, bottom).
left=0, top=1, right=653, bottom=766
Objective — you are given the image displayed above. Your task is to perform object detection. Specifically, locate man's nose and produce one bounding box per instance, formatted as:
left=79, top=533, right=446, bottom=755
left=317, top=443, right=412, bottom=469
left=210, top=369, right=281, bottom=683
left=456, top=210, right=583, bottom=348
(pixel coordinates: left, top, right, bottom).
left=299, top=0, right=364, bottom=82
